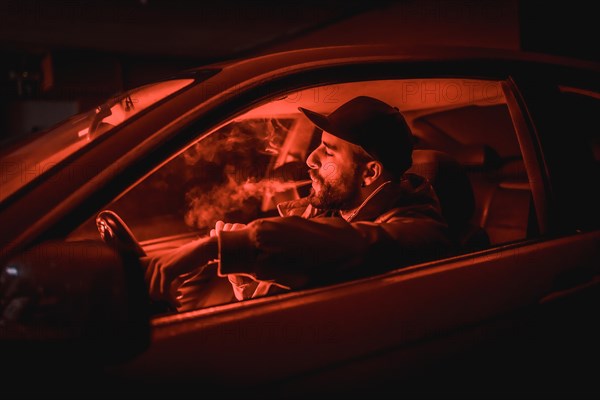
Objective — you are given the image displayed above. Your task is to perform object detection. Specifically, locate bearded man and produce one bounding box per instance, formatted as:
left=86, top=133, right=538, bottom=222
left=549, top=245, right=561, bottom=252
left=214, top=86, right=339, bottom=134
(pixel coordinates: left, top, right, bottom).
left=144, top=96, right=452, bottom=305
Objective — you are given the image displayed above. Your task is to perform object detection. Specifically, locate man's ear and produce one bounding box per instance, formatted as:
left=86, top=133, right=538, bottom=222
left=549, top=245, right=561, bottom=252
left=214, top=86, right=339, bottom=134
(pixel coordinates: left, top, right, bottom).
left=363, top=160, right=384, bottom=187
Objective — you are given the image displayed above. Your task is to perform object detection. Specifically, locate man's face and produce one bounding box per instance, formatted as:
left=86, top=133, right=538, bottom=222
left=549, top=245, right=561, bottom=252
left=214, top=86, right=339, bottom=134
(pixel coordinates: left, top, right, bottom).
left=306, top=131, right=364, bottom=210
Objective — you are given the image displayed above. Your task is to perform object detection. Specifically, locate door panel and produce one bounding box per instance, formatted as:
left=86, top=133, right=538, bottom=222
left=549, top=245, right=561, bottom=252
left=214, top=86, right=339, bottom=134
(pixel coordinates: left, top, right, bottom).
left=108, top=230, right=599, bottom=392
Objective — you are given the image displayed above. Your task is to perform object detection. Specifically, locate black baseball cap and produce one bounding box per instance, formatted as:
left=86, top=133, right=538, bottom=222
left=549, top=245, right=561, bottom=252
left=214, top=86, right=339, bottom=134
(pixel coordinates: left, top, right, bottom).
left=299, top=96, right=414, bottom=177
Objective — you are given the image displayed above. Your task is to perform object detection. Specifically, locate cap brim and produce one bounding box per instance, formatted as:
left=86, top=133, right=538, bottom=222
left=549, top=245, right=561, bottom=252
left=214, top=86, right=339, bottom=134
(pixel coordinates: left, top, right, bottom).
left=298, top=107, right=332, bottom=133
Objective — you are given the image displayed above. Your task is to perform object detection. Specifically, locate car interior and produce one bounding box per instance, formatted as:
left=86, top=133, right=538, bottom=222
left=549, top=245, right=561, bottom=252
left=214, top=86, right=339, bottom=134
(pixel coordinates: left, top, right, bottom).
left=244, top=78, right=538, bottom=249
left=408, top=103, right=537, bottom=247
left=67, top=77, right=539, bottom=312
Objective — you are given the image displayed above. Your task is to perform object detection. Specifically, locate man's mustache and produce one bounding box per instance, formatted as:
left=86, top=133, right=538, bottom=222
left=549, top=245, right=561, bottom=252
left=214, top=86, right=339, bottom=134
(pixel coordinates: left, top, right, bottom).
left=309, top=170, right=324, bottom=184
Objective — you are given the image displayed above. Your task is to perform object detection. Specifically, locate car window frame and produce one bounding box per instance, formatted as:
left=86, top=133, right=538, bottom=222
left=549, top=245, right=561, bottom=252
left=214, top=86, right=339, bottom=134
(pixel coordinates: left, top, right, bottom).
left=133, top=74, right=548, bottom=316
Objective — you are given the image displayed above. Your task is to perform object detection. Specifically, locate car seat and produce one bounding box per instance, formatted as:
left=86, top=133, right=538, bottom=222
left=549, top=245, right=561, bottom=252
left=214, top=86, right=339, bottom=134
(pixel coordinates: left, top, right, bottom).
left=408, top=149, right=490, bottom=251
left=477, top=159, right=536, bottom=244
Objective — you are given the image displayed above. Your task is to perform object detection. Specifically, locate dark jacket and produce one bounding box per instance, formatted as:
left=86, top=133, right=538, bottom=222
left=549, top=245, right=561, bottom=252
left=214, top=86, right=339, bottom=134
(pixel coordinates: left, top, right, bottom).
left=219, top=173, right=453, bottom=296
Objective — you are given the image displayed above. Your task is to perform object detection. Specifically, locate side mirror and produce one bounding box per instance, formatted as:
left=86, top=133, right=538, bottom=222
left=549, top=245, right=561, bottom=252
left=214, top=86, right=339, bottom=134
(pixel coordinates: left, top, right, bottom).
left=0, top=240, right=151, bottom=366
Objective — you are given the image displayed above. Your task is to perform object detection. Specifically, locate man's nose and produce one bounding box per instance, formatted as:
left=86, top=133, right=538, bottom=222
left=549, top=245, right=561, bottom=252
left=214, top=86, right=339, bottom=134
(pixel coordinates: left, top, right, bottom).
left=306, top=149, right=319, bottom=169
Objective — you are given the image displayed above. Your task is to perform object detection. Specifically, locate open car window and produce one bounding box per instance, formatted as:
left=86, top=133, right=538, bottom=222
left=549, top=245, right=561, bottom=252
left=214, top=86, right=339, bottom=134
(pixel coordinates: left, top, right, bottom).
left=69, top=115, right=313, bottom=246
left=68, top=77, right=538, bottom=313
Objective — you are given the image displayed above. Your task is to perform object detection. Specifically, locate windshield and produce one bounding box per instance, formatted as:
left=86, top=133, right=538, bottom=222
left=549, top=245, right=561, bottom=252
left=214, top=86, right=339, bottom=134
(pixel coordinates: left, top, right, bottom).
left=0, top=78, right=194, bottom=204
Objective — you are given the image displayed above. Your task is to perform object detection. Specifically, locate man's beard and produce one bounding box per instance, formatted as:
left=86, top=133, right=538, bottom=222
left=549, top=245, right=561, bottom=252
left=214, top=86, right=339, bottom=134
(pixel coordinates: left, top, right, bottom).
left=308, top=171, right=362, bottom=210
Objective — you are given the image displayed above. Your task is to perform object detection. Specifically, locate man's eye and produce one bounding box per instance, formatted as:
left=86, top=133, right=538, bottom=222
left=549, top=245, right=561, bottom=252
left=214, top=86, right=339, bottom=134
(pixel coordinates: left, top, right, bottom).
left=325, top=151, right=333, bottom=157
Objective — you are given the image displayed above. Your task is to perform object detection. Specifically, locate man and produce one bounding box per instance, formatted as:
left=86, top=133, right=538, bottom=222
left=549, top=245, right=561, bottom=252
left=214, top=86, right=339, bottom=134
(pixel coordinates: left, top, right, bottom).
left=145, top=96, right=452, bottom=306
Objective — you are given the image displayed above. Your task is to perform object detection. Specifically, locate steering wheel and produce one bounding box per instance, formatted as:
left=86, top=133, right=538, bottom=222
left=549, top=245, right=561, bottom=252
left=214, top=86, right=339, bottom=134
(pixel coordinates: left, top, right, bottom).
left=96, top=210, right=178, bottom=314
left=96, top=210, right=146, bottom=257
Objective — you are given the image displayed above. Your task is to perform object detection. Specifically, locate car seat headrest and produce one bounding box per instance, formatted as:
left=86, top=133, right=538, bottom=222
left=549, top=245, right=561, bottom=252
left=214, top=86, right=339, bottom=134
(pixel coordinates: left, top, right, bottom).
left=454, top=144, right=502, bottom=170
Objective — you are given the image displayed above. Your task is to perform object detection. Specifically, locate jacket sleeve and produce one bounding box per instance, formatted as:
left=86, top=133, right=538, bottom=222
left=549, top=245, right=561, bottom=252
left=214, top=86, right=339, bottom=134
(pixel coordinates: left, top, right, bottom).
left=217, top=215, right=451, bottom=289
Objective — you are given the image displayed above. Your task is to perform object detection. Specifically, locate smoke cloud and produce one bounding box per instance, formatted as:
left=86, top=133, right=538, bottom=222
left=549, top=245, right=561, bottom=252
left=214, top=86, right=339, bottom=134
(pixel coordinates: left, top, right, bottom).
left=182, top=118, right=309, bottom=230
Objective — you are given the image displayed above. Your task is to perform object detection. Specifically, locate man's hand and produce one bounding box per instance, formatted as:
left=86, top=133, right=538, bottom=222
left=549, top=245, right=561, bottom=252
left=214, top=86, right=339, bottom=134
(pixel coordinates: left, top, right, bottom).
left=210, top=220, right=246, bottom=237
left=144, top=220, right=245, bottom=303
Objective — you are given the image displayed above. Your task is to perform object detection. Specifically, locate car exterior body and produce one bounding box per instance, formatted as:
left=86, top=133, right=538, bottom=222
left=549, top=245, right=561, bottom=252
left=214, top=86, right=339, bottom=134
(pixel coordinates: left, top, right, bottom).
left=1, top=45, right=598, bottom=398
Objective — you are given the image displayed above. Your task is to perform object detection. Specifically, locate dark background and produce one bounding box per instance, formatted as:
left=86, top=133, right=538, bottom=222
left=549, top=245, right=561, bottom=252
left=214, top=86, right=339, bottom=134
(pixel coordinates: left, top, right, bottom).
left=1, top=0, right=598, bottom=142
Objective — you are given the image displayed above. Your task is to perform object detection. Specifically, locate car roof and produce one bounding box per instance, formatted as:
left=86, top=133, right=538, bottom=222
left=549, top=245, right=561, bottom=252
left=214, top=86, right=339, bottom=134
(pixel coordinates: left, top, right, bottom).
left=192, top=44, right=600, bottom=74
